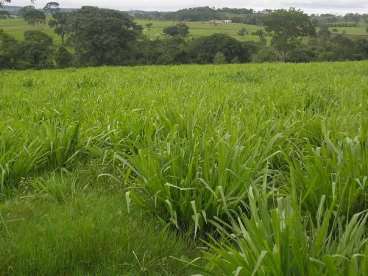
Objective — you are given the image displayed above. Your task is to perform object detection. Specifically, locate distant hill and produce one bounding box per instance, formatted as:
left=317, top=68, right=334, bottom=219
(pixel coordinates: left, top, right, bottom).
left=1, top=5, right=22, bottom=15
left=1, top=5, right=77, bottom=15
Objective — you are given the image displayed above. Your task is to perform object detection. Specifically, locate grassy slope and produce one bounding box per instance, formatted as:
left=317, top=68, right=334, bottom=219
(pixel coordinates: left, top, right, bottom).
left=0, top=18, right=262, bottom=42
left=2, top=18, right=366, bottom=43
left=330, top=21, right=368, bottom=37
left=136, top=19, right=262, bottom=41
left=1, top=61, right=368, bottom=274
left=0, top=18, right=59, bottom=41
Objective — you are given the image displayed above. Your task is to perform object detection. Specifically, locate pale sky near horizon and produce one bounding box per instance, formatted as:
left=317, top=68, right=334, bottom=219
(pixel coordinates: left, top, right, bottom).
left=9, top=0, right=368, bottom=14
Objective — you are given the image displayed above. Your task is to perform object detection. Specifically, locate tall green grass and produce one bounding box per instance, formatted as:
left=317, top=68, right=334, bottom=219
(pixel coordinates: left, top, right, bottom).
left=204, top=185, right=368, bottom=276
left=1, top=62, right=368, bottom=274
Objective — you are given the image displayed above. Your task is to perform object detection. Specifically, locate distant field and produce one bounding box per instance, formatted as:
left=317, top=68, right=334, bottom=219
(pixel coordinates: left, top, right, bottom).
left=331, top=25, right=368, bottom=37
left=0, top=17, right=263, bottom=42
left=0, top=18, right=59, bottom=41
left=135, top=19, right=263, bottom=41
left=1, top=17, right=367, bottom=44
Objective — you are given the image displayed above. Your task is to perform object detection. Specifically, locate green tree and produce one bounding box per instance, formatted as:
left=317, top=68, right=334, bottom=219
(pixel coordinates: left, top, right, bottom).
left=18, top=5, right=35, bottom=16
left=0, top=30, right=19, bottom=68
left=238, top=28, right=248, bottom=36
left=22, top=8, right=46, bottom=25
left=318, top=25, right=331, bottom=38
left=213, top=52, right=226, bottom=64
left=48, top=12, right=69, bottom=44
left=163, top=23, right=189, bottom=37
left=254, top=29, right=267, bottom=45
left=0, top=10, right=10, bottom=19
left=18, top=31, right=54, bottom=68
left=55, top=46, right=73, bottom=68
left=43, top=2, right=60, bottom=15
left=188, top=34, right=250, bottom=64
left=263, top=8, right=315, bottom=61
left=67, top=6, right=142, bottom=66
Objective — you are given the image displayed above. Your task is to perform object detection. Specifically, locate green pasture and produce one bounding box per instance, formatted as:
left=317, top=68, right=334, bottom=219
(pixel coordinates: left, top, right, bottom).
left=1, top=61, right=368, bottom=274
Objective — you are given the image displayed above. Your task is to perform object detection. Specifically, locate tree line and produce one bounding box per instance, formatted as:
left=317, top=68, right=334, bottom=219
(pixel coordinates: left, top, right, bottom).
left=134, top=6, right=368, bottom=27
left=1, top=6, right=368, bottom=69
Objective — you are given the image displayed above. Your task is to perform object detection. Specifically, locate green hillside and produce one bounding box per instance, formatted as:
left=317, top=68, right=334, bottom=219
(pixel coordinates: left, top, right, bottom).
left=0, top=18, right=58, bottom=41
left=1, top=61, right=368, bottom=274
left=136, top=19, right=262, bottom=41
left=1, top=17, right=367, bottom=44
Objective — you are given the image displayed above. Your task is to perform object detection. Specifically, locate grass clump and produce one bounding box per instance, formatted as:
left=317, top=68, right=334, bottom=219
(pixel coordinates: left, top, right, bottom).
left=0, top=183, right=196, bottom=275
left=204, top=186, right=368, bottom=276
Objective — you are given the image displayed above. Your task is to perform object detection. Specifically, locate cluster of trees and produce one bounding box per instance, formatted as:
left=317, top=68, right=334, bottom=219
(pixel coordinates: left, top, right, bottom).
left=133, top=7, right=368, bottom=27
left=0, top=10, right=9, bottom=18
left=19, top=6, right=46, bottom=24
left=311, top=13, right=368, bottom=27
left=1, top=6, right=368, bottom=70
left=0, top=6, right=254, bottom=69
left=133, top=6, right=267, bottom=25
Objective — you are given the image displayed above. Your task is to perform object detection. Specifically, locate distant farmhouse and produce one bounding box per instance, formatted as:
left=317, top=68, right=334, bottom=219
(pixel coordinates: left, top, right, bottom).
left=210, top=19, right=233, bottom=25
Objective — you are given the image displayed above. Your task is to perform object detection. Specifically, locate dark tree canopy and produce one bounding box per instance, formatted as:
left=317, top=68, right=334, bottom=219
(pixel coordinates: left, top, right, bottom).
left=48, top=11, right=69, bottom=44
left=67, top=6, right=142, bottom=66
left=0, top=10, right=10, bottom=18
left=55, top=46, right=73, bottom=67
left=43, top=2, right=60, bottom=14
left=263, top=8, right=316, bottom=60
left=188, top=33, right=251, bottom=64
left=263, top=8, right=315, bottom=38
left=21, top=7, right=46, bottom=25
left=1, top=4, right=368, bottom=69
left=0, top=29, right=18, bottom=68
left=18, top=30, right=54, bottom=68
left=163, top=23, right=189, bottom=37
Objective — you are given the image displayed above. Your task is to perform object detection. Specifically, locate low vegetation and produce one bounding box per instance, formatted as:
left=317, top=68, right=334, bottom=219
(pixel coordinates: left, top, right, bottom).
left=1, top=61, right=368, bottom=274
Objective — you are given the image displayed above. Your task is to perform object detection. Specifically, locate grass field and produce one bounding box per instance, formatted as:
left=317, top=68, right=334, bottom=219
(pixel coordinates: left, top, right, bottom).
left=135, top=19, right=262, bottom=41
left=1, top=17, right=367, bottom=44
left=0, top=17, right=262, bottom=42
left=1, top=61, right=368, bottom=274
left=331, top=24, right=368, bottom=37
left=0, top=18, right=59, bottom=41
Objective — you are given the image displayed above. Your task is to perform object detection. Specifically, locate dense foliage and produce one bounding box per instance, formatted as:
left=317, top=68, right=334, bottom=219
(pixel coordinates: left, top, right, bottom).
left=1, top=6, right=368, bottom=69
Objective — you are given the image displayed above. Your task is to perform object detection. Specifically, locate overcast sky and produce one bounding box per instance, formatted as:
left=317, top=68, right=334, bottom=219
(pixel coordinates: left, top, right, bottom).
left=9, top=0, right=368, bottom=14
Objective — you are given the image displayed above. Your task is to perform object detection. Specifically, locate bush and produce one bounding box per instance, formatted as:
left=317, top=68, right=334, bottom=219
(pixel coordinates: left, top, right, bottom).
left=18, top=31, right=54, bottom=69
left=213, top=52, right=227, bottom=64
left=205, top=187, right=368, bottom=275
left=238, top=28, right=248, bottom=36
left=0, top=30, right=19, bottom=69
left=188, top=34, right=251, bottom=64
left=163, top=23, right=189, bottom=37
left=253, top=47, right=279, bottom=62
left=55, top=46, right=73, bottom=68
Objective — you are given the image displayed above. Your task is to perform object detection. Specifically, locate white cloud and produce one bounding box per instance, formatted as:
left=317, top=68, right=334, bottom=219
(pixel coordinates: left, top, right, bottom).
left=9, top=0, right=368, bottom=13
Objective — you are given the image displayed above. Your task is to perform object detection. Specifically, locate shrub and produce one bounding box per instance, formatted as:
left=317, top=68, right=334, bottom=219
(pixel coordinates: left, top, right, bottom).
left=205, top=186, right=368, bottom=275
left=55, top=46, right=73, bottom=68
left=213, top=52, right=227, bottom=64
